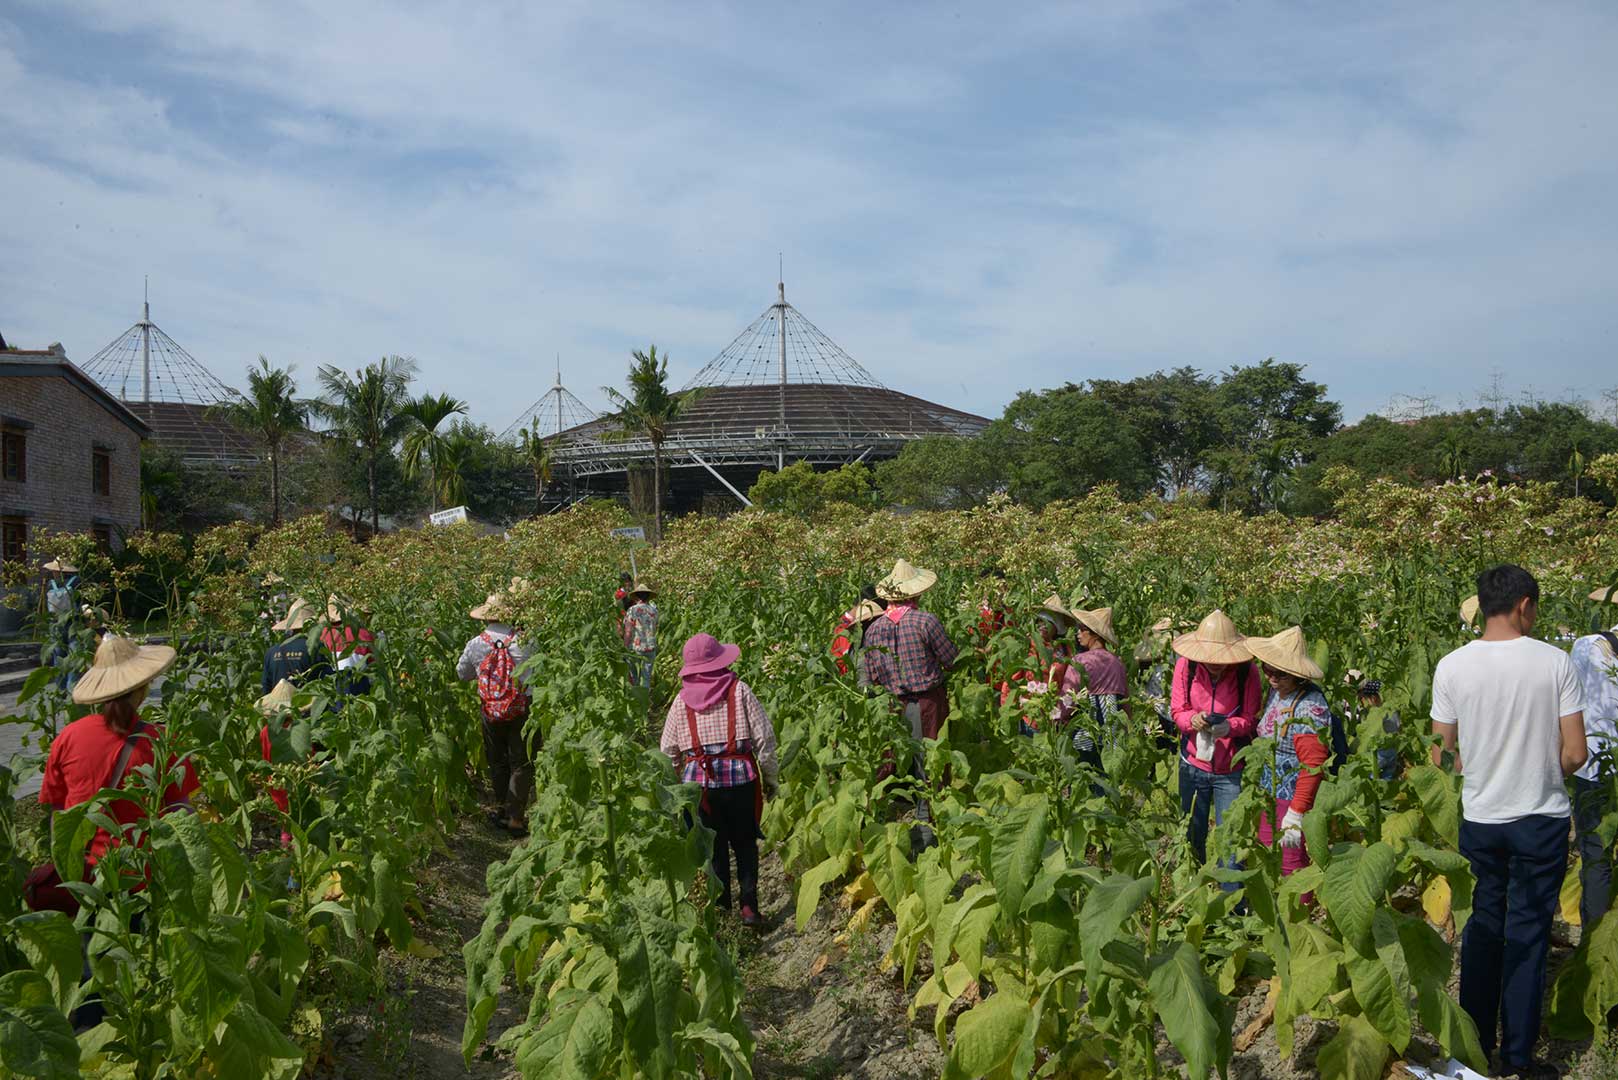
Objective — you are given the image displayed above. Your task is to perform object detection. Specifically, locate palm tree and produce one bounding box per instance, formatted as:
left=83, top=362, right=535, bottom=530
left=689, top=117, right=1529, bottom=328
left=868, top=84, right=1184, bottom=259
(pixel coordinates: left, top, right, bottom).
left=1436, top=429, right=1467, bottom=482
left=518, top=421, right=553, bottom=515
left=311, top=356, right=418, bottom=537
left=1569, top=441, right=1586, bottom=497
left=602, top=346, right=698, bottom=542
left=211, top=356, right=306, bottom=524
left=399, top=392, right=468, bottom=511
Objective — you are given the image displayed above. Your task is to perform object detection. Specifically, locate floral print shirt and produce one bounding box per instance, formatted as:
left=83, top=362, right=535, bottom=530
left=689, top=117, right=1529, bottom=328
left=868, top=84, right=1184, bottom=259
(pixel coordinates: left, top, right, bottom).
left=625, top=600, right=658, bottom=655
left=1256, top=686, right=1332, bottom=807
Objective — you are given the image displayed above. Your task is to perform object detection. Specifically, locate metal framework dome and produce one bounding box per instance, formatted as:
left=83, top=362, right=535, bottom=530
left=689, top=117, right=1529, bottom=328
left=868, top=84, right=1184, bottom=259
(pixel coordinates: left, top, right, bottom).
left=499, top=361, right=602, bottom=444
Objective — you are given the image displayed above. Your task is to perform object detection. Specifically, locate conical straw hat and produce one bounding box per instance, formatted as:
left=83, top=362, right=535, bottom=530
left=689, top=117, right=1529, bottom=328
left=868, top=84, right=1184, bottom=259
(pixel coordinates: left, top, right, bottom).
left=1460, top=595, right=1480, bottom=625
left=1071, top=606, right=1118, bottom=648
left=468, top=592, right=510, bottom=621
left=877, top=559, right=937, bottom=601
left=630, top=581, right=657, bottom=598
left=1040, top=593, right=1075, bottom=625
left=1590, top=585, right=1618, bottom=604
left=1246, top=626, right=1324, bottom=682
left=272, top=598, right=314, bottom=632
left=850, top=598, right=885, bottom=624
left=256, top=678, right=297, bottom=715
left=1172, top=609, right=1252, bottom=664
left=71, top=633, right=177, bottom=705
left=43, top=559, right=78, bottom=573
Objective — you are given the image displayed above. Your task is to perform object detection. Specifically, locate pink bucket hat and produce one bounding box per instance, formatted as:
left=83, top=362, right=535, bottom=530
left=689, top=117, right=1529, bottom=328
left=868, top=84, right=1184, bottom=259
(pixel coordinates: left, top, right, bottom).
left=679, top=632, right=741, bottom=677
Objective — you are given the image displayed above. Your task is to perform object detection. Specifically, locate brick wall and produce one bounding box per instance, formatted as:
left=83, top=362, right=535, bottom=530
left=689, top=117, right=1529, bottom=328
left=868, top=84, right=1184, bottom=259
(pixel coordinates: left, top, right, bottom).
left=0, top=371, right=144, bottom=560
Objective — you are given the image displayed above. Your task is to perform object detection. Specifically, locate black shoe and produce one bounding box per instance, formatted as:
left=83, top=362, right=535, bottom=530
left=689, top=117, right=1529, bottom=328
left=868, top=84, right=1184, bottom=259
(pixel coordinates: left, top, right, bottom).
left=486, top=810, right=505, bottom=829
left=1501, top=1061, right=1558, bottom=1079
left=503, top=820, right=529, bottom=838
left=739, top=904, right=764, bottom=927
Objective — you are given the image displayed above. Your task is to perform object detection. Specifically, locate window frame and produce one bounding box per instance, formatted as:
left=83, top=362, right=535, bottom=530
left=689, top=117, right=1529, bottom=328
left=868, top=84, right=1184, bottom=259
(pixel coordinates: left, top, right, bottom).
left=0, top=516, right=25, bottom=564
left=0, top=429, right=24, bottom=484
left=92, top=448, right=112, bottom=496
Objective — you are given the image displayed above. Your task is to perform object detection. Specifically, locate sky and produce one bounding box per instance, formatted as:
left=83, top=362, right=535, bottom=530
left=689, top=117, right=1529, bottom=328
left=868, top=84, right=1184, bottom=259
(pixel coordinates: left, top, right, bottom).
left=3, top=1, right=1617, bottom=431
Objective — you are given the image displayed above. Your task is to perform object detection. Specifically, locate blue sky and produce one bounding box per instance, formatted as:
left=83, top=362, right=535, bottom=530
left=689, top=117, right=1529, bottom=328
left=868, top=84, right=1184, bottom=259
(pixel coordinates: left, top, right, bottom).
left=3, top=2, right=1617, bottom=429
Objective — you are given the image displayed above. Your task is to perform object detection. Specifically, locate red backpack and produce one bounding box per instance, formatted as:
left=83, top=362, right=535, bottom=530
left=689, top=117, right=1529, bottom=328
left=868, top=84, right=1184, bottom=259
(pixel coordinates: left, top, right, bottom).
left=476, top=633, right=529, bottom=723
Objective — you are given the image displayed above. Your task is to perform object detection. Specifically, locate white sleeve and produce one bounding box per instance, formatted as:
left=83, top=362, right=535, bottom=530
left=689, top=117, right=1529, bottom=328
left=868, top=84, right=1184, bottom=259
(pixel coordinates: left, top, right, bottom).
left=1557, top=650, right=1585, bottom=717
left=1430, top=659, right=1458, bottom=725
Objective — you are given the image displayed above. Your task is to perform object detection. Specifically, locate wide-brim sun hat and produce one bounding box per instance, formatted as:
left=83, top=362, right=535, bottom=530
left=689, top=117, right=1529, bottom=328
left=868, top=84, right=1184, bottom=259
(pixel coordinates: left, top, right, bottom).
left=272, top=598, right=314, bottom=632
left=1246, top=625, right=1325, bottom=682
left=630, top=582, right=658, bottom=599
left=851, top=598, right=885, bottom=624
left=71, top=633, right=177, bottom=706
left=1071, top=606, right=1119, bottom=648
left=44, top=559, right=78, bottom=573
left=877, top=559, right=937, bottom=601
left=1040, top=593, right=1076, bottom=626
left=468, top=592, right=511, bottom=621
left=256, top=678, right=297, bottom=715
left=680, top=632, right=740, bottom=677
left=1590, top=585, right=1618, bottom=604
left=1460, top=595, right=1480, bottom=625
left=1172, top=609, right=1253, bottom=664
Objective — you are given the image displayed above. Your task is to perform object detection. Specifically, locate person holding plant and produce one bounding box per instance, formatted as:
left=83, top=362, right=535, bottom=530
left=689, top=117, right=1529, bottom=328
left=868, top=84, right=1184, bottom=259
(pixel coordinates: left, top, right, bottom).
left=261, top=597, right=332, bottom=693
left=1170, top=609, right=1262, bottom=871
left=622, top=582, right=659, bottom=687
left=1062, top=606, right=1130, bottom=783
left=1432, top=564, right=1585, bottom=1080
left=457, top=590, right=535, bottom=837
left=831, top=584, right=884, bottom=682
left=1568, top=584, right=1618, bottom=933
left=1003, top=594, right=1074, bottom=736
left=44, top=558, right=80, bottom=691
left=660, top=633, right=778, bottom=927
left=1245, top=626, right=1332, bottom=880
left=321, top=594, right=378, bottom=697
left=36, top=634, right=200, bottom=1028
left=1136, top=616, right=1185, bottom=750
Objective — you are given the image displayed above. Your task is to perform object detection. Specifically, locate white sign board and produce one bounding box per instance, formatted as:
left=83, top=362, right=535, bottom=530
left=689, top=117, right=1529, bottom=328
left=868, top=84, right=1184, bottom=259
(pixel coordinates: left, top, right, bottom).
left=429, top=506, right=469, bottom=526
left=610, top=526, right=646, bottom=541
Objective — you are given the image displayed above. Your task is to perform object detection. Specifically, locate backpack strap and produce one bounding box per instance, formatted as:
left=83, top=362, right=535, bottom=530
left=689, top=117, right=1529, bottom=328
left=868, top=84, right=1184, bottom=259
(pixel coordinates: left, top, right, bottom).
left=104, top=721, right=149, bottom=792
left=1598, top=630, right=1618, bottom=657
left=723, top=681, right=739, bottom=754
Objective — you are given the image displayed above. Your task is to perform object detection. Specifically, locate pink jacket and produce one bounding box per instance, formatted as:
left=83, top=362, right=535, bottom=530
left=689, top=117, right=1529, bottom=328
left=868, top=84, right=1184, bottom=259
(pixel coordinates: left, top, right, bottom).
left=1170, top=656, right=1262, bottom=774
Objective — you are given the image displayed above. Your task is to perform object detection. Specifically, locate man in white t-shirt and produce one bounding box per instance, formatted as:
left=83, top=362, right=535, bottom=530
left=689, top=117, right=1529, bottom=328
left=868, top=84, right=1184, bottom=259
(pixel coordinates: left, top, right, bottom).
left=1431, top=565, right=1586, bottom=1080
left=1568, top=584, right=1618, bottom=934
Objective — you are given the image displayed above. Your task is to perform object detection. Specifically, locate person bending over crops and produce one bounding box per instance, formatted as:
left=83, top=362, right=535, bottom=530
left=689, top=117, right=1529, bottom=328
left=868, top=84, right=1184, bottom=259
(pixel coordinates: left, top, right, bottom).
left=1136, top=617, right=1185, bottom=750
left=261, top=598, right=332, bottom=694
left=1245, top=627, right=1331, bottom=883
left=660, top=633, right=779, bottom=927
left=1062, top=605, right=1129, bottom=785
left=321, top=594, right=378, bottom=698
left=865, top=560, right=959, bottom=845
left=831, top=584, right=885, bottom=684
left=1003, top=594, right=1074, bottom=736
left=457, top=590, right=536, bottom=837
left=1351, top=678, right=1402, bottom=781
left=1432, top=564, right=1586, bottom=1080
left=35, top=634, right=200, bottom=1028
left=1568, top=584, right=1618, bottom=934
left=622, top=582, right=659, bottom=688
left=1170, top=610, right=1262, bottom=879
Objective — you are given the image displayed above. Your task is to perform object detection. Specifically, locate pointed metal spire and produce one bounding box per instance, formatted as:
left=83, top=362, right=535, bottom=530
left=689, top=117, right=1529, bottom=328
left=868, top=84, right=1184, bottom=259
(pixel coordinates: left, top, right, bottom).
left=82, top=282, right=237, bottom=405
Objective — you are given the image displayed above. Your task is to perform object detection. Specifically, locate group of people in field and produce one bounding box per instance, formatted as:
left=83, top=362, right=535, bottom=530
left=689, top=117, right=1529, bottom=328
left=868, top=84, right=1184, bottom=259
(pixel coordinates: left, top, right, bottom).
left=27, top=550, right=1618, bottom=1073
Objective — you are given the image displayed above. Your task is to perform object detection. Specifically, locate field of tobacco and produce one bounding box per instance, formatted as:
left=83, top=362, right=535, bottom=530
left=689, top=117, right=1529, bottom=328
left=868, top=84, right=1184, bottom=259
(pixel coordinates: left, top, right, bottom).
left=3, top=473, right=1617, bottom=1079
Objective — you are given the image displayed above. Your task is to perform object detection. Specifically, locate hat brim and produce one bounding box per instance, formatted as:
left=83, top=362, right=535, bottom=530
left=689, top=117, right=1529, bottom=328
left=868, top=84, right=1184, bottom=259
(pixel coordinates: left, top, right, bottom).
left=1072, top=612, right=1118, bottom=648
left=43, top=560, right=78, bottom=573
left=877, top=567, right=937, bottom=601
left=468, top=602, right=509, bottom=621
left=679, top=642, right=740, bottom=677
left=271, top=607, right=311, bottom=632
left=1247, top=638, right=1324, bottom=682
left=70, top=644, right=177, bottom=705
left=1172, top=633, right=1253, bottom=664
left=1590, top=586, right=1618, bottom=604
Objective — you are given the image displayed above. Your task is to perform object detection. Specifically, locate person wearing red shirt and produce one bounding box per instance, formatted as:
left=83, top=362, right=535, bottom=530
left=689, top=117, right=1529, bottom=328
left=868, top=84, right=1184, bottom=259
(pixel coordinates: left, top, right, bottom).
left=321, top=594, right=378, bottom=697
left=1245, top=627, right=1332, bottom=887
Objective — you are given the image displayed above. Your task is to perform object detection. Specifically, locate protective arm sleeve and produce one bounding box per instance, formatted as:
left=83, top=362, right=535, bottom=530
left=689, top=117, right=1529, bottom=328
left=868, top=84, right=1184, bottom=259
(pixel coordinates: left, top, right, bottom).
left=1288, top=732, right=1330, bottom=812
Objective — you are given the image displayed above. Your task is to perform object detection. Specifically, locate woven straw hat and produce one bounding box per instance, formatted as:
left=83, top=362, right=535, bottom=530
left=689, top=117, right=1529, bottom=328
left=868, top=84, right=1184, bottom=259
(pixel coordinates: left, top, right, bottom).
left=1460, top=595, right=1480, bottom=625
left=1071, top=606, right=1118, bottom=648
left=630, top=581, right=657, bottom=599
left=850, top=598, right=885, bottom=624
left=272, top=598, right=315, bottom=632
left=1040, top=593, right=1075, bottom=625
left=1246, top=626, right=1324, bottom=682
left=877, top=559, right=937, bottom=601
left=44, top=559, right=78, bottom=573
left=1172, top=609, right=1252, bottom=664
left=71, top=633, right=176, bottom=705
left=256, top=678, right=297, bottom=715
left=1590, top=585, right=1618, bottom=604
left=468, top=592, right=510, bottom=621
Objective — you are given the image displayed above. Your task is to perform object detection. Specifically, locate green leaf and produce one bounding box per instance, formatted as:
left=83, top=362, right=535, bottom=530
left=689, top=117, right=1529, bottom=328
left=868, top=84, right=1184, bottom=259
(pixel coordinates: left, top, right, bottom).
left=794, top=853, right=850, bottom=932
left=1344, top=926, right=1410, bottom=1053
left=163, top=926, right=248, bottom=1048
left=1406, top=765, right=1459, bottom=848
left=19, top=664, right=55, bottom=704
left=1315, top=1014, right=1389, bottom=1080
left=613, top=897, right=680, bottom=1080
left=1320, top=841, right=1397, bottom=955
left=942, top=991, right=1031, bottom=1080
left=8, top=912, right=83, bottom=1013
left=989, top=793, right=1049, bottom=917
left=515, top=989, right=612, bottom=1080
left=48, top=805, right=95, bottom=884
left=207, top=1001, right=304, bottom=1080
left=1391, top=910, right=1482, bottom=1067
left=0, top=971, right=79, bottom=1080
left=1401, top=840, right=1474, bottom=934
left=373, top=854, right=415, bottom=949
left=1146, top=941, right=1229, bottom=1080
left=1079, top=873, right=1153, bottom=994
left=862, top=821, right=915, bottom=911
left=1546, top=908, right=1618, bottom=1039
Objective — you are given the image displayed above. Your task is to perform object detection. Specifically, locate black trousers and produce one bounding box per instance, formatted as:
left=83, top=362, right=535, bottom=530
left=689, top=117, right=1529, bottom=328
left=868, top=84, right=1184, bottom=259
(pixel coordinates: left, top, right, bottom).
left=1458, top=813, right=1569, bottom=1069
left=481, top=717, right=536, bottom=821
left=1573, top=777, right=1613, bottom=932
left=698, top=782, right=761, bottom=910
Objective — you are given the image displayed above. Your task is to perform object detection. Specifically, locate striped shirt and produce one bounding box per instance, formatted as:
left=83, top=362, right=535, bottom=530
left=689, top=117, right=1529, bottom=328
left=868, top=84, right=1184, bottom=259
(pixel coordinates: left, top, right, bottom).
left=659, top=680, right=779, bottom=788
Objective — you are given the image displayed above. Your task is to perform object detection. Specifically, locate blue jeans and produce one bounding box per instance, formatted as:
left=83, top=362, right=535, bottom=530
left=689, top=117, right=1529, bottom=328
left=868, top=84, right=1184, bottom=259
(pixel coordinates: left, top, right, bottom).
left=1376, top=748, right=1400, bottom=781
left=1180, top=759, right=1242, bottom=887
left=629, top=650, right=655, bottom=688
left=1458, top=813, right=1569, bottom=1069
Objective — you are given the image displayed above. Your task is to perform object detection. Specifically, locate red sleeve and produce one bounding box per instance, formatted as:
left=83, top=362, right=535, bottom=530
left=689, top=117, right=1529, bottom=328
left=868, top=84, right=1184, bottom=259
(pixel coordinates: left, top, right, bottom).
left=1226, top=662, right=1263, bottom=738
left=1170, top=657, right=1198, bottom=733
left=163, top=753, right=201, bottom=806
left=1289, top=732, right=1330, bottom=811
left=260, top=725, right=273, bottom=763
left=38, top=732, right=68, bottom=807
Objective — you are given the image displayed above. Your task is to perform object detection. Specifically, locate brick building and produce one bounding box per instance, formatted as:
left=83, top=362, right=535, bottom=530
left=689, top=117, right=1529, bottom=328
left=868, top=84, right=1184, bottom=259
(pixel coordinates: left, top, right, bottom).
left=1, top=344, right=149, bottom=567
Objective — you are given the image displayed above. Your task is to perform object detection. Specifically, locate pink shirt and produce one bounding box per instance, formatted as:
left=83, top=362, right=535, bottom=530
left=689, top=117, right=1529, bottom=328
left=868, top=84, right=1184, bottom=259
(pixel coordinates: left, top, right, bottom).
left=1170, top=656, right=1262, bottom=774
left=1064, top=647, right=1128, bottom=697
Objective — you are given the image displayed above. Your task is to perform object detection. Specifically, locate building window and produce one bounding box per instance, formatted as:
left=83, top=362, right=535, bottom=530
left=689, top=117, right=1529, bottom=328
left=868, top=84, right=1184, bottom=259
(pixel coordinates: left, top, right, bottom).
left=92, top=449, right=111, bottom=496
left=1, top=430, right=23, bottom=483
left=0, top=517, right=23, bottom=563
left=92, top=524, right=113, bottom=552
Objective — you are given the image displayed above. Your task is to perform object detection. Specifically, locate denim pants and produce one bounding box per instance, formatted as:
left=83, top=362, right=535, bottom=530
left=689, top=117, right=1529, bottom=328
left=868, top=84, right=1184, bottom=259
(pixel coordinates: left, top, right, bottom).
left=629, top=649, right=656, bottom=688
left=1180, top=759, right=1242, bottom=887
left=1458, top=813, right=1569, bottom=1069
left=1573, top=777, right=1613, bottom=932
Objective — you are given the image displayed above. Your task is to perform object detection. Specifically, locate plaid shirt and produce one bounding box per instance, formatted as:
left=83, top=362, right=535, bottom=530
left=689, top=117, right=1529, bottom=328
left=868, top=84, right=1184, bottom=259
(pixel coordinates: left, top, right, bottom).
left=862, top=605, right=958, bottom=695
left=659, top=679, right=779, bottom=788
left=625, top=601, right=658, bottom=654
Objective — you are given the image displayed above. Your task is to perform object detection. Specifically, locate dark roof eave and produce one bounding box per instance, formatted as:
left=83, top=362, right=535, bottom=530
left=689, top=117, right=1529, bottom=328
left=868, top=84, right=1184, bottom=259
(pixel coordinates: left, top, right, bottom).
left=0, top=355, right=153, bottom=437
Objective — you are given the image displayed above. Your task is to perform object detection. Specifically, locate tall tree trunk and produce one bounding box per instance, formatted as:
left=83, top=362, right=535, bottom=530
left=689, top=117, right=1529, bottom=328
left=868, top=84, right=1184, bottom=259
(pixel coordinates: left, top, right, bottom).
left=429, top=456, right=439, bottom=512
left=270, top=444, right=281, bottom=525
left=368, top=455, right=379, bottom=538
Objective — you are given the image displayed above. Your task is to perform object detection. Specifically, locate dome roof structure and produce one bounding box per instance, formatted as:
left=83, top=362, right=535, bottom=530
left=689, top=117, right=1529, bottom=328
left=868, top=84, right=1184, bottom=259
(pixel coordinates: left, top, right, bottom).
left=550, top=282, right=989, bottom=505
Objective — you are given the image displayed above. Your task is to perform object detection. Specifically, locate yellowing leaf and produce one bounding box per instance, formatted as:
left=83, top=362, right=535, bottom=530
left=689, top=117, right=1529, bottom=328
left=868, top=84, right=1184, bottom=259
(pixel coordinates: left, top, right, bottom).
left=404, top=939, right=444, bottom=959
left=1421, top=876, right=1452, bottom=926
left=842, top=871, right=878, bottom=909
left=1560, top=859, right=1582, bottom=927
